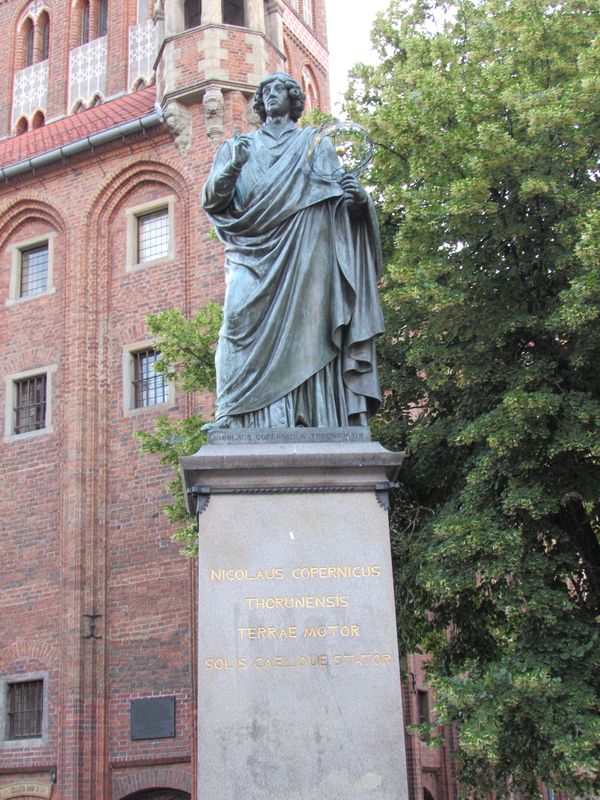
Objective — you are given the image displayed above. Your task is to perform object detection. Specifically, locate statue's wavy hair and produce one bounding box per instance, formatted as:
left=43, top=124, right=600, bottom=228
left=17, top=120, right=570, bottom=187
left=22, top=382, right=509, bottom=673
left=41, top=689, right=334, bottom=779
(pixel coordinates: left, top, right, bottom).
left=252, top=73, right=306, bottom=123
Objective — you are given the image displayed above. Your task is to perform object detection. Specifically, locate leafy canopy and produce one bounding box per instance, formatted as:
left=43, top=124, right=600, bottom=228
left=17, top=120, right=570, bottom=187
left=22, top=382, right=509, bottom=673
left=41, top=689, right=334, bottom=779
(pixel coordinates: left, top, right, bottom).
left=135, top=303, right=221, bottom=554
left=346, top=0, right=600, bottom=795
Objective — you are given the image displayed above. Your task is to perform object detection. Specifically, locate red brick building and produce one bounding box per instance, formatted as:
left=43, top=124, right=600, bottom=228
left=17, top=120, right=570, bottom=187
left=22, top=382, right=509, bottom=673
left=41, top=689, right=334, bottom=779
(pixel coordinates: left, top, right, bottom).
left=0, top=1, right=458, bottom=798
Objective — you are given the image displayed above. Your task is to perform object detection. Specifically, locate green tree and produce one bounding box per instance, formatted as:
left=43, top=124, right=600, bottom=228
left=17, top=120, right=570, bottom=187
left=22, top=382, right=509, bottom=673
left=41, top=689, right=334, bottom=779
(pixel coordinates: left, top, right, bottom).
left=346, top=0, right=600, bottom=795
left=136, top=304, right=221, bottom=554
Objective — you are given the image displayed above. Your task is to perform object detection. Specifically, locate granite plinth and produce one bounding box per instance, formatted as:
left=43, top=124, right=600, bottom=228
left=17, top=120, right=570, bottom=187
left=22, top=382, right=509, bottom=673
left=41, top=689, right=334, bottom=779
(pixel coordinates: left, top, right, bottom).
left=180, top=428, right=404, bottom=514
left=179, top=434, right=409, bottom=800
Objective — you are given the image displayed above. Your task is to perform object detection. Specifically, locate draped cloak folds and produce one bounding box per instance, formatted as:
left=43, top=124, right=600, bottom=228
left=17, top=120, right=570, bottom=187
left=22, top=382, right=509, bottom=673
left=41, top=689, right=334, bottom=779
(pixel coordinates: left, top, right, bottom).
left=202, top=122, right=384, bottom=427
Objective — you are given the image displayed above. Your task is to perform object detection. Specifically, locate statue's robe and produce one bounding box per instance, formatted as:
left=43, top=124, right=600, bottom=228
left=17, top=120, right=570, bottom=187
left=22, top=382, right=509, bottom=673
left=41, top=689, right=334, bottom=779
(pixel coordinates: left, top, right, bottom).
left=202, top=122, right=384, bottom=427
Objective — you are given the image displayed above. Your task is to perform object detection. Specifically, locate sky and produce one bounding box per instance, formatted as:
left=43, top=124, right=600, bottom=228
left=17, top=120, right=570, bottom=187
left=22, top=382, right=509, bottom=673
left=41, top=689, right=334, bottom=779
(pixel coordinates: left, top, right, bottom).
left=325, top=0, right=392, bottom=112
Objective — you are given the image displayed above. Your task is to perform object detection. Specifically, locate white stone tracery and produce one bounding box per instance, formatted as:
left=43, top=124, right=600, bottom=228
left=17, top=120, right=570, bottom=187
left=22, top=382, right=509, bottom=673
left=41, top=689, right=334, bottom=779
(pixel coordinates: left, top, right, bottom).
left=12, top=60, right=49, bottom=127
left=69, top=35, right=107, bottom=110
left=128, top=19, right=158, bottom=90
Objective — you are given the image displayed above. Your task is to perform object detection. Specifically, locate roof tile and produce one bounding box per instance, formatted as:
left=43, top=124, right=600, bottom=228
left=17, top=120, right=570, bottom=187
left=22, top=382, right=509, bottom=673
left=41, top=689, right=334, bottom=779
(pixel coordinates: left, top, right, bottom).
left=0, top=86, right=157, bottom=169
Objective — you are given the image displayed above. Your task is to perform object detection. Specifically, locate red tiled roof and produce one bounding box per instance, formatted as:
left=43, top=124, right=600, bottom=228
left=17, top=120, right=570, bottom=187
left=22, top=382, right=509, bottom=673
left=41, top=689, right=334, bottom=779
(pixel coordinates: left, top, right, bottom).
left=0, top=86, right=158, bottom=169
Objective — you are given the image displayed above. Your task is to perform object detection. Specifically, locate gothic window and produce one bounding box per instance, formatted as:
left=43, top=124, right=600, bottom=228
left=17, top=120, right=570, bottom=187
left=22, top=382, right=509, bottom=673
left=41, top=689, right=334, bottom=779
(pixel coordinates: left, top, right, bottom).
left=222, top=0, right=244, bottom=26
left=31, top=110, right=46, bottom=128
left=24, top=18, right=34, bottom=66
left=302, top=0, right=313, bottom=27
left=137, top=0, right=148, bottom=22
left=81, top=0, right=90, bottom=43
left=99, top=0, right=108, bottom=37
left=301, top=65, right=319, bottom=111
left=184, top=0, right=202, bottom=29
left=39, top=11, right=50, bottom=60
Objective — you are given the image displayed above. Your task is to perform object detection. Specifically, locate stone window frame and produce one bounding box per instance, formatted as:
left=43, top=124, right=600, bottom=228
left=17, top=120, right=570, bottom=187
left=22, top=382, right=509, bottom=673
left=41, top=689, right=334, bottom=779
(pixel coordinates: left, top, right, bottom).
left=125, top=195, right=176, bottom=272
left=4, top=364, right=57, bottom=442
left=123, top=339, right=175, bottom=416
left=0, top=671, right=50, bottom=749
left=6, top=232, right=57, bottom=306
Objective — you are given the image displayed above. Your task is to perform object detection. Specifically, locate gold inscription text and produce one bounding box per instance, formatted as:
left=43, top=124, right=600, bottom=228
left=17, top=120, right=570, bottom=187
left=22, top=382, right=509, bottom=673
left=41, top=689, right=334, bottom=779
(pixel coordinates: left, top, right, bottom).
left=210, top=568, right=284, bottom=581
left=245, top=595, right=349, bottom=610
left=204, top=657, right=248, bottom=671
left=237, top=626, right=297, bottom=640
left=291, top=565, right=381, bottom=579
left=303, top=624, right=360, bottom=638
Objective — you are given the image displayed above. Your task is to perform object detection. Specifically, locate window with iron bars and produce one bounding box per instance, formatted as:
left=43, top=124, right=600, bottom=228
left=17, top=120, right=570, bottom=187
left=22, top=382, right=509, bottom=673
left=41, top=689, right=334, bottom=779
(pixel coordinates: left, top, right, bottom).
left=14, top=374, right=47, bottom=434
left=20, top=243, right=49, bottom=298
left=137, top=207, right=170, bottom=264
left=7, top=680, right=43, bottom=739
left=222, top=0, right=244, bottom=26
left=132, top=349, right=169, bottom=408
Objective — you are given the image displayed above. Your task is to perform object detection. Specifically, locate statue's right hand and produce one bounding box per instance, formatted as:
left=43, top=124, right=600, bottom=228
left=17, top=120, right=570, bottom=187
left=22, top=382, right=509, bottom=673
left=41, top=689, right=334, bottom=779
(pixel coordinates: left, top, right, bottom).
left=231, top=135, right=252, bottom=169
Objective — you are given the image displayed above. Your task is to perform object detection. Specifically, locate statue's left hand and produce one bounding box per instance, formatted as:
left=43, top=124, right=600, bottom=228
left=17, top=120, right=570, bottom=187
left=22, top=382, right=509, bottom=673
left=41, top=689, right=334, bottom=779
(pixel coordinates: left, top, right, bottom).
left=338, top=174, right=368, bottom=211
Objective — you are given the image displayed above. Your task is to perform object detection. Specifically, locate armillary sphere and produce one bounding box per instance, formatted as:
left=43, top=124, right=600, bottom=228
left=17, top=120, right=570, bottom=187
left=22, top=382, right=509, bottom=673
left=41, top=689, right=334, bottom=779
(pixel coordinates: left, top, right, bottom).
left=307, top=120, right=375, bottom=182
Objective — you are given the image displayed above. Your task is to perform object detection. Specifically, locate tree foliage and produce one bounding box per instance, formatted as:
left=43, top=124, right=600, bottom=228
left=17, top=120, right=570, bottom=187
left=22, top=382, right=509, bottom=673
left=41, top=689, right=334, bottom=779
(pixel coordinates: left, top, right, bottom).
left=135, top=304, right=221, bottom=554
left=347, top=0, right=600, bottom=795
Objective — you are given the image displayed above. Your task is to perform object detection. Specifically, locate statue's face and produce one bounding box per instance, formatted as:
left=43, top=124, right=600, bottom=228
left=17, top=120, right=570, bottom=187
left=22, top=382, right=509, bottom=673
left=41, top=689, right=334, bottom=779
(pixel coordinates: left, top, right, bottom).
left=262, top=79, right=291, bottom=118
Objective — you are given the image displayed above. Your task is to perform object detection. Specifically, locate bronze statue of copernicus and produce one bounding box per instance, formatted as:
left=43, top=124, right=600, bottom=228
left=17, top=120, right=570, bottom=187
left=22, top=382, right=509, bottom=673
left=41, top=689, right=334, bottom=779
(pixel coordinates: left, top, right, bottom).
left=202, top=72, right=384, bottom=429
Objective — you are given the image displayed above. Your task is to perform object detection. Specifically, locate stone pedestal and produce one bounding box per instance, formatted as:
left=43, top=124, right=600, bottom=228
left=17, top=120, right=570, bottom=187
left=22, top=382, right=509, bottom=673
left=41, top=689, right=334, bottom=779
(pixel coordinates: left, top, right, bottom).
left=180, top=429, right=409, bottom=800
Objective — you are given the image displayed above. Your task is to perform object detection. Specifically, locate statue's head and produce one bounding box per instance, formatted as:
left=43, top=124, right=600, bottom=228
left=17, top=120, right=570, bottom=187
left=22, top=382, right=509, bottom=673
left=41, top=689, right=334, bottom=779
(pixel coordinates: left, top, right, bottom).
left=253, top=72, right=306, bottom=123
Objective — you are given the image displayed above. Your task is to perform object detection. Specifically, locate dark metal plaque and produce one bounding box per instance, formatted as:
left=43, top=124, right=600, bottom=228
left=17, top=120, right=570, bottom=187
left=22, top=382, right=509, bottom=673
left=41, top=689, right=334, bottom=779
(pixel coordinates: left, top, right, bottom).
left=130, top=696, right=175, bottom=740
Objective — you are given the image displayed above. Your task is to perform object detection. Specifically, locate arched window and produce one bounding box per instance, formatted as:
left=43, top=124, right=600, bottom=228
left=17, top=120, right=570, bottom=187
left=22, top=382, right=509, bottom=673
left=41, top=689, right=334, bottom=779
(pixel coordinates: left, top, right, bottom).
left=222, top=0, right=244, bottom=26
left=16, top=116, right=29, bottom=134
left=39, top=12, right=50, bottom=61
left=32, top=110, right=46, bottom=128
left=99, top=0, right=108, bottom=36
left=91, top=93, right=103, bottom=107
left=24, top=18, right=35, bottom=66
left=81, top=0, right=90, bottom=43
left=184, top=0, right=202, bottom=29
left=301, top=65, right=319, bottom=112
left=302, top=0, right=313, bottom=27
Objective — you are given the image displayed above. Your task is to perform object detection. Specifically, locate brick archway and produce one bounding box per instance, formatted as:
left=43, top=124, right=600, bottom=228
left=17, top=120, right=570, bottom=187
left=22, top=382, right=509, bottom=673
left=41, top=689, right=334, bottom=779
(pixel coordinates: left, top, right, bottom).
left=113, top=766, right=193, bottom=799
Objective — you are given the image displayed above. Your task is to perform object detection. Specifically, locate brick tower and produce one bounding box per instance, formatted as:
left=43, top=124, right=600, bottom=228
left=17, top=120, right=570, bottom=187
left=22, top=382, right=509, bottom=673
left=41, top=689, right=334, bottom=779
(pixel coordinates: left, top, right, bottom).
left=0, top=1, right=459, bottom=799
